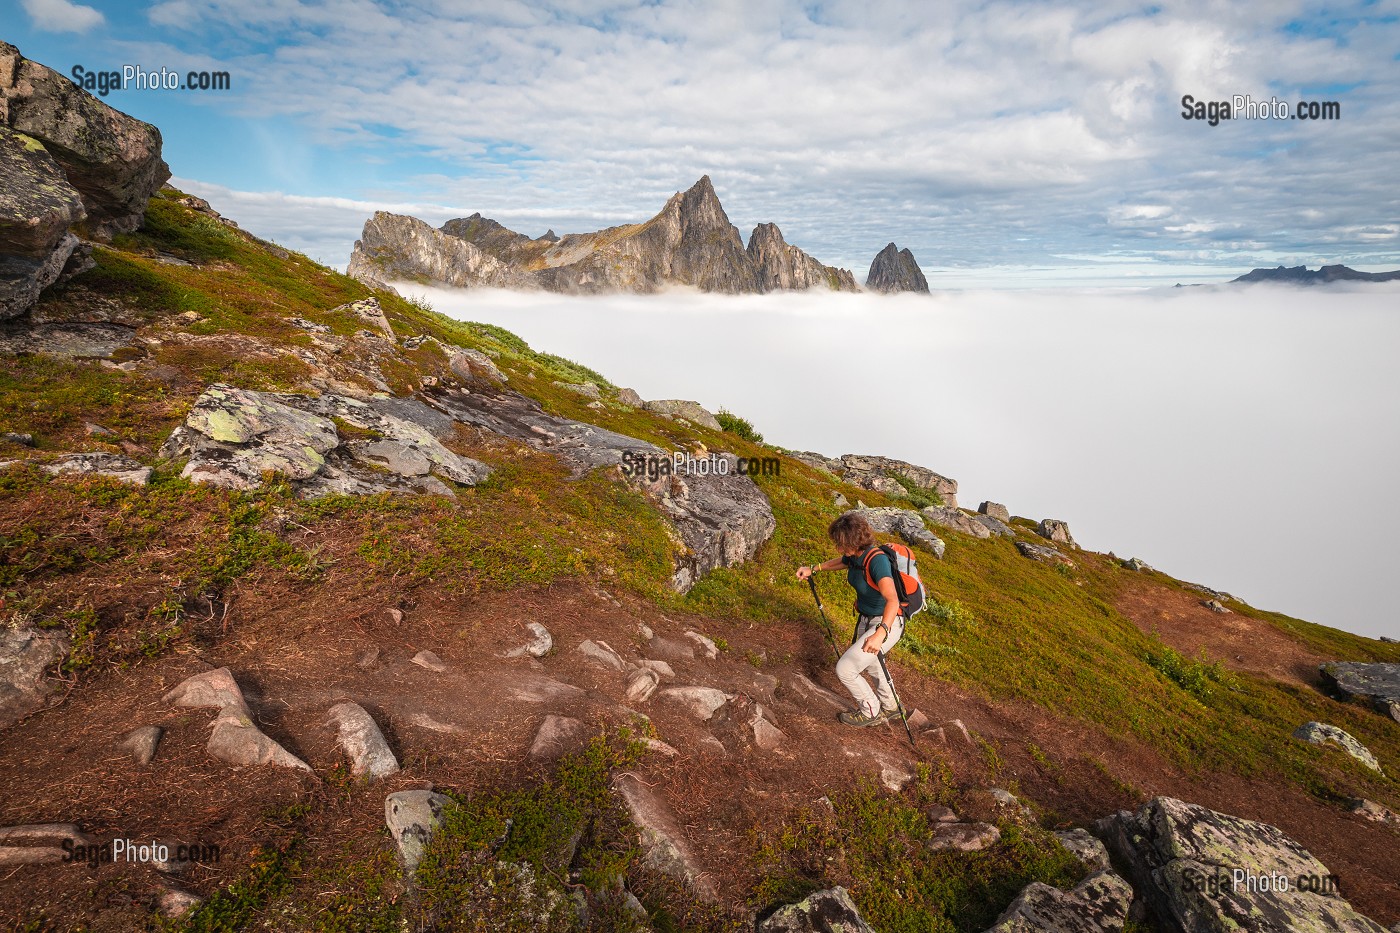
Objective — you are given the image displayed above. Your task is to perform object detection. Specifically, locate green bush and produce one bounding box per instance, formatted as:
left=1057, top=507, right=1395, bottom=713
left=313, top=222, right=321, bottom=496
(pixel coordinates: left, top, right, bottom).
left=716, top=409, right=764, bottom=444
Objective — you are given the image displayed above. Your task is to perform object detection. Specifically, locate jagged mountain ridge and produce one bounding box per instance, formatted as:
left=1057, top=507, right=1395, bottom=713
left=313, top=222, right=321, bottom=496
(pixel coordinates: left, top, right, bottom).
left=348, top=176, right=859, bottom=294
left=1231, top=264, right=1400, bottom=284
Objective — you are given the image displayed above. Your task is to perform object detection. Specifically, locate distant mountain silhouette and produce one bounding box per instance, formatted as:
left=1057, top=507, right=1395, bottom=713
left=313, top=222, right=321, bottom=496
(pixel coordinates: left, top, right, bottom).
left=1232, top=264, right=1400, bottom=284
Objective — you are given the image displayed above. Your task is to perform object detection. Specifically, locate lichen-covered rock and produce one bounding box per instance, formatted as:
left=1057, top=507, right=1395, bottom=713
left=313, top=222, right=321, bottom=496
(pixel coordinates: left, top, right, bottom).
left=0, top=127, right=88, bottom=320
left=853, top=506, right=946, bottom=558
left=927, top=821, right=1001, bottom=852
left=37, top=452, right=151, bottom=485
left=1055, top=828, right=1112, bottom=872
left=759, top=886, right=874, bottom=932
left=385, top=789, right=453, bottom=873
left=1320, top=661, right=1400, bottom=723
left=983, top=869, right=1133, bottom=933
left=836, top=454, right=958, bottom=507
left=747, top=222, right=859, bottom=292
left=161, top=384, right=490, bottom=497
left=1, top=41, right=170, bottom=236
left=866, top=242, right=930, bottom=293
left=971, top=512, right=1016, bottom=537
left=1096, top=796, right=1389, bottom=933
left=1292, top=721, right=1383, bottom=772
left=0, top=626, right=68, bottom=730
left=641, top=399, right=722, bottom=430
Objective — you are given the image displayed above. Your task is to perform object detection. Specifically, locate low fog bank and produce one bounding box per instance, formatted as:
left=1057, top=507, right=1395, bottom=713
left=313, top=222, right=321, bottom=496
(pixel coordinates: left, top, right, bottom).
left=417, top=281, right=1400, bottom=641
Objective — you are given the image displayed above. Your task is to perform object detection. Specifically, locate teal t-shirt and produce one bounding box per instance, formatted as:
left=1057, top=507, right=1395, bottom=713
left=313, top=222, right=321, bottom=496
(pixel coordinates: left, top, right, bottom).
left=844, top=548, right=893, bottom=616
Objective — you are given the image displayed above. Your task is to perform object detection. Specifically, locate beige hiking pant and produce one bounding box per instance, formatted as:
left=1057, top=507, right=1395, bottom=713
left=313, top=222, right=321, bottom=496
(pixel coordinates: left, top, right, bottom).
left=836, top=613, right=904, bottom=717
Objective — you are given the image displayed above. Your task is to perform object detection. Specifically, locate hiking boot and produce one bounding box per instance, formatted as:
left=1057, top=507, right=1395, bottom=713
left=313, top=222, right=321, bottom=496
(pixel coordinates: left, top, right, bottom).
left=878, top=706, right=902, bottom=724
left=838, top=709, right=884, bottom=727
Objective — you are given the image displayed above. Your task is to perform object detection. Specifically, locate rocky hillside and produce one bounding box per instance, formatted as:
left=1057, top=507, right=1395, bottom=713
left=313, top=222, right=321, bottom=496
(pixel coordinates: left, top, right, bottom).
left=2, top=42, right=1400, bottom=933
left=1230, top=264, right=1400, bottom=284
left=348, top=176, right=860, bottom=295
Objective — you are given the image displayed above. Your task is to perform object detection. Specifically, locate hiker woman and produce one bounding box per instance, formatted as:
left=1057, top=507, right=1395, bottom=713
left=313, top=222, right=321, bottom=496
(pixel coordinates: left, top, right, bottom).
left=795, top=512, right=905, bottom=727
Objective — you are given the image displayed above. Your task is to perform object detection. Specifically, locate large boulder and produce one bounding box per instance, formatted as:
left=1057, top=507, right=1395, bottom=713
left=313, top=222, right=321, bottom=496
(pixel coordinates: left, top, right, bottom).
left=866, top=242, right=930, bottom=293
left=1319, top=662, right=1400, bottom=723
left=0, top=127, right=88, bottom=320
left=1095, top=796, right=1389, bottom=933
left=1038, top=519, right=1076, bottom=547
left=982, top=869, right=1134, bottom=933
left=0, top=626, right=69, bottom=730
left=1292, top=721, right=1383, bottom=773
left=160, top=384, right=491, bottom=497
left=641, top=399, right=722, bottom=431
left=1, top=41, right=170, bottom=236
left=853, top=506, right=946, bottom=558
left=836, top=454, right=958, bottom=507
left=759, top=886, right=875, bottom=932
left=921, top=504, right=992, bottom=539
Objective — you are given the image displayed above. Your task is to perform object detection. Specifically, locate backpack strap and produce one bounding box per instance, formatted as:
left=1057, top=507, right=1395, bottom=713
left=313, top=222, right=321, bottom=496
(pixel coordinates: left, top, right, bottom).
left=862, top=545, right=910, bottom=606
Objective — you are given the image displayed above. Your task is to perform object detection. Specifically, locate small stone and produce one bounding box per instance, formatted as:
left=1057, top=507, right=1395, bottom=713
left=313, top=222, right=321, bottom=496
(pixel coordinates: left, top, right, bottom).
left=699, top=736, right=727, bottom=756
left=327, top=701, right=399, bottom=779
left=83, top=422, right=113, bottom=436
left=504, top=622, right=552, bottom=659
left=164, top=667, right=249, bottom=712
left=637, top=622, right=654, bottom=641
left=926, top=805, right=959, bottom=824
left=880, top=762, right=914, bottom=792
left=947, top=719, right=972, bottom=744
left=684, top=631, right=719, bottom=659
left=1123, top=557, right=1151, bottom=572
left=412, top=650, right=447, bottom=672
left=1055, top=828, right=1112, bottom=871
left=157, top=888, right=203, bottom=918
left=635, top=658, right=675, bottom=678
left=626, top=668, right=660, bottom=703
left=529, top=714, right=587, bottom=761
left=356, top=647, right=381, bottom=669
left=752, top=716, right=786, bottom=751
left=578, top=639, right=626, bottom=672
left=644, top=738, right=679, bottom=757
left=647, top=636, right=696, bottom=662
left=1, top=432, right=35, bottom=447
left=387, top=607, right=403, bottom=624
left=118, top=725, right=162, bottom=765
left=927, top=821, right=1001, bottom=852
left=833, top=492, right=849, bottom=508
left=659, top=686, right=730, bottom=720
left=385, top=790, right=453, bottom=873
left=1348, top=799, right=1398, bottom=825
left=989, top=788, right=1034, bottom=819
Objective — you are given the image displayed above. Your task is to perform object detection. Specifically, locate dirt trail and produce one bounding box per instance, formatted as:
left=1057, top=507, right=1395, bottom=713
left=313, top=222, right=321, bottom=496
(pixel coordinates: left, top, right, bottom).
left=1, top=579, right=1396, bottom=927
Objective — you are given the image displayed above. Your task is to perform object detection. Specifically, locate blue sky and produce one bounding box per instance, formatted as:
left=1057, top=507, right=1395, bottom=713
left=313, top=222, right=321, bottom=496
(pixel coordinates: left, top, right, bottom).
left=6, top=0, right=1400, bottom=284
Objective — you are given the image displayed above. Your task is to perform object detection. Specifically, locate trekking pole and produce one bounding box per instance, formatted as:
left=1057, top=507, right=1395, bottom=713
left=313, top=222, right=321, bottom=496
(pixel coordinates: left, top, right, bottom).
left=806, top=574, right=842, bottom=663
left=876, top=650, right=917, bottom=749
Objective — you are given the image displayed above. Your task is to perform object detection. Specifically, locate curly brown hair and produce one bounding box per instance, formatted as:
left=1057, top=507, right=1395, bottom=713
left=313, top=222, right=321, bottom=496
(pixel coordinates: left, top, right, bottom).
left=828, top=512, right=876, bottom=552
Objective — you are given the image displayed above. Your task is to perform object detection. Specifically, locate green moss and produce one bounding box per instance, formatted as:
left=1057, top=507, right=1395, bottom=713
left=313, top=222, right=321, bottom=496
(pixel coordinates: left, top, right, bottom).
left=716, top=408, right=764, bottom=444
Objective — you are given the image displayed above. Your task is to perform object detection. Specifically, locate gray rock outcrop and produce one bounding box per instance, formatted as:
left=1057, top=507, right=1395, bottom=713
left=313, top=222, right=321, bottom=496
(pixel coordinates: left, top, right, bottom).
left=528, top=714, right=587, bottom=761
left=349, top=176, right=854, bottom=296
left=431, top=386, right=775, bottom=593
left=835, top=454, right=958, bottom=507
left=1096, top=796, right=1389, bottom=933
left=853, top=506, right=946, bottom=558
left=746, top=222, right=858, bottom=292
left=759, top=886, right=874, bottom=932
left=921, top=505, right=992, bottom=539
left=164, top=667, right=311, bottom=771
left=29, top=452, right=151, bottom=485
left=1292, top=721, right=1383, bottom=772
left=1038, top=519, right=1076, bottom=547
left=1016, top=541, right=1074, bottom=567
left=0, top=626, right=69, bottom=730
left=866, top=242, right=929, bottom=293
left=983, top=869, right=1134, bottom=933
left=979, top=501, right=1011, bottom=523
left=160, top=384, right=491, bottom=497
left=0, top=127, right=87, bottom=320
left=1320, top=662, right=1400, bottom=723
left=641, top=399, right=722, bottom=430
left=659, top=686, right=730, bottom=720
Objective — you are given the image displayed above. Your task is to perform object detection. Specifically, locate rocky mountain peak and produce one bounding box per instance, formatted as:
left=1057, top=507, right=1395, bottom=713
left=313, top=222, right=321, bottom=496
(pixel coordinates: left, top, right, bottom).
left=867, top=241, right=930, bottom=293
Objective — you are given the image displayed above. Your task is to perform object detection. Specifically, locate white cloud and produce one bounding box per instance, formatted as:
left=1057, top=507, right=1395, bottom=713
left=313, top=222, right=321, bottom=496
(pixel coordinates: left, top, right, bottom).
left=21, top=0, right=105, bottom=32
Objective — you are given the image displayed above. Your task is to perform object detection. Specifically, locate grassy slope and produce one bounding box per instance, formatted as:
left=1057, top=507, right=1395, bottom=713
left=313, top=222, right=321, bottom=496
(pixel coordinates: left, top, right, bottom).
left=3, top=192, right=1398, bottom=930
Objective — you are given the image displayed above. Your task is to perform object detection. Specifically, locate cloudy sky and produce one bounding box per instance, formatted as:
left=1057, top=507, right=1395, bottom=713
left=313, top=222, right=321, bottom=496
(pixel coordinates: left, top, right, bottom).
left=7, top=0, right=1400, bottom=282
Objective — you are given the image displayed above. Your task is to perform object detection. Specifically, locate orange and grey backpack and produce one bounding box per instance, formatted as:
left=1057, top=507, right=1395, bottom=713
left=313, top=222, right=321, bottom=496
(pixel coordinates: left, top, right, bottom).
left=861, top=543, right=926, bottom=618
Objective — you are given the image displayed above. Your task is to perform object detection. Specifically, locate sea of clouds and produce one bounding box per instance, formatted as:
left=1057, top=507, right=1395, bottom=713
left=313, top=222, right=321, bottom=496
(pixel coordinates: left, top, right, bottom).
left=415, top=281, right=1400, bottom=641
